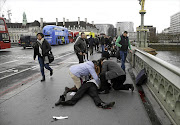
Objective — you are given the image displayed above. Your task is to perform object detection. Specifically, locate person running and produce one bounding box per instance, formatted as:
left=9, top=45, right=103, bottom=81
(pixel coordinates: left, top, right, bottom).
left=33, top=33, right=53, bottom=82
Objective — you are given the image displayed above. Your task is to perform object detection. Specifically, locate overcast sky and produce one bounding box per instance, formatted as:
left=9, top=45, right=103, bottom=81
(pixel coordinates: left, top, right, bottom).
left=1, top=0, right=180, bottom=32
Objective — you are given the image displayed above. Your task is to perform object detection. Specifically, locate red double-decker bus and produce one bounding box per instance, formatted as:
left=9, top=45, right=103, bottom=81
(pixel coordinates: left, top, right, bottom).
left=0, top=17, right=11, bottom=49
left=68, top=31, right=74, bottom=43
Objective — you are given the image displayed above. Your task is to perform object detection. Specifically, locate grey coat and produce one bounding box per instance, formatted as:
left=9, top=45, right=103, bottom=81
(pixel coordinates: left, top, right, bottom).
left=74, top=37, right=87, bottom=54
left=101, top=60, right=125, bottom=80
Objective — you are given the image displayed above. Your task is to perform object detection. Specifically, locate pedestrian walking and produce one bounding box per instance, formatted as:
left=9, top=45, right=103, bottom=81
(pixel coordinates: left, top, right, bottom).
left=88, top=35, right=95, bottom=55
left=74, top=32, right=87, bottom=63
left=94, top=35, right=99, bottom=51
left=100, top=35, right=105, bottom=53
left=115, top=31, right=132, bottom=71
left=99, top=57, right=134, bottom=94
left=33, top=33, right=53, bottom=82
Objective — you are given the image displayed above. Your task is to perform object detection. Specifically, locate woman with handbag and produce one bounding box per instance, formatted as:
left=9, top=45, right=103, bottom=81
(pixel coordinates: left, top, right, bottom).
left=33, top=33, right=53, bottom=82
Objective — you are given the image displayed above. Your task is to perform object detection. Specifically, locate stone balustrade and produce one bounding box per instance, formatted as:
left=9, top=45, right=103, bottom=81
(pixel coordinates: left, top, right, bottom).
left=128, top=48, right=180, bottom=125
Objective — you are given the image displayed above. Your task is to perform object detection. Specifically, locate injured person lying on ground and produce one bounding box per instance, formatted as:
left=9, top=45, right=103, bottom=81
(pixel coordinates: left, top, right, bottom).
left=55, top=79, right=115, bottom=109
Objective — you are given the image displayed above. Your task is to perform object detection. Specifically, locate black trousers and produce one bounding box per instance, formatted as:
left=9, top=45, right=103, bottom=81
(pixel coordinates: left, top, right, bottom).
left=76, top=53, right=84, bottom=63
left=95, top=44, right=99, bottom=51
left=100, top=74, right=131, bottom=91
left=100, top=73, right=111, bottom=91
left=111, top=75, right=132, bottom=90
left=89, top=46, right=93, bottom=55
left=62, top=82, right=103, bottom=106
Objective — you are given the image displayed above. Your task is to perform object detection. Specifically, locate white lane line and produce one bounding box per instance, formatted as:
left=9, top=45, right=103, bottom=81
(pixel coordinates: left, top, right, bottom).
left=0, top=60, right=18, bottom=66
left=0, top=52, right=75, bottom=80
left=0, top=67, right=32, bottom=80
left=0, top=68, right=16, bottom=74
left=55, top=52, right=74, bottom=60
left=58, top=62, right=78, bottom=64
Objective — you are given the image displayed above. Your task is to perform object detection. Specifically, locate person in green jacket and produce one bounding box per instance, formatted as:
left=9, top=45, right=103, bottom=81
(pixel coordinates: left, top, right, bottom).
left=115, top=31, right=132, bottom=71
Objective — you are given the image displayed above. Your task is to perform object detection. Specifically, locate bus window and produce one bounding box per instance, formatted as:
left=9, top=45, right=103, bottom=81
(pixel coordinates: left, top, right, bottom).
left=0, top=33, right=10, bottom=42
left=0, top=20, right=4, bottom=25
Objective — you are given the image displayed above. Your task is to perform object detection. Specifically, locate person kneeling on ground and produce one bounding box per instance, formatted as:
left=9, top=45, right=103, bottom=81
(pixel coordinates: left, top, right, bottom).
left=102, top=47, right=110, bottom=60
left=55, top=79, right=115, bottom=109
left=55, top=60, right=100, bottom=103
left=99, top=57, right=134, bottom=94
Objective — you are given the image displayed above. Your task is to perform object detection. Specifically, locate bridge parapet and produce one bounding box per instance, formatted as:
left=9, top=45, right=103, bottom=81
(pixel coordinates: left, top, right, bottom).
left=128, top=48, right=180, bottom=125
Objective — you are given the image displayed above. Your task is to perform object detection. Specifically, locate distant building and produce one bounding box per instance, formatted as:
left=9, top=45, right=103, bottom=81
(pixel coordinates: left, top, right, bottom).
left=170, top=11, right=180, bottom=34
left=6, top=18, right=98, bottom=43
left=140, top=25, right=157, bottom=43
left=116, top=22, right=134, bottom=36
left=128, top=32, right=137, bottom=42
left=162, top=27, right=171, bottom=34
left=7, top=20, right=40, bottom=43
left=95, top=24, right=115, bottom=37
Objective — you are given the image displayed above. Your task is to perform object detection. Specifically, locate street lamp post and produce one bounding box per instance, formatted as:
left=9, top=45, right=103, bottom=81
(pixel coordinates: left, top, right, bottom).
left=136, top=0, right=149, bottom=48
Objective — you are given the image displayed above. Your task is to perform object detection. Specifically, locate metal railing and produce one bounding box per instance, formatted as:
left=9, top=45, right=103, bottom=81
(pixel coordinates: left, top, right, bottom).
left=128, top=48, right=180, bottom=125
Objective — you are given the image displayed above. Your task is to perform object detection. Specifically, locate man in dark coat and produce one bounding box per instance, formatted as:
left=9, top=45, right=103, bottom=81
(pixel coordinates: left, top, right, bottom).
left=74, top=32, right=87, bottom=63
left=99, top=57, right=134, bottom=94
left=100, top=35, right=105, bottom=53
left=88, top=35, right=95, bottom=55
left=94, top=35, right=99, bottom=51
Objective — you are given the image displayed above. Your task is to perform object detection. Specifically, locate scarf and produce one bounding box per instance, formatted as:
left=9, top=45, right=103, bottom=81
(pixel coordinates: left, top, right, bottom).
left=37, top=38, right=44, bottom=56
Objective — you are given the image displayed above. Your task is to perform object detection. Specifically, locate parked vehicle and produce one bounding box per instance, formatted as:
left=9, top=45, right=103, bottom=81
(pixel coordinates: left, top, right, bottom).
left=19, top=36, right=37, bottom=49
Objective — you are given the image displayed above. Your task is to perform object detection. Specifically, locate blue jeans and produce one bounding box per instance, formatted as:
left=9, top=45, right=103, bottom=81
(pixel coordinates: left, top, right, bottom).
left=101, top=45, right=104, bottom=52
left=38, top=56, right=52, bottom=76
left=120, top=51, right=127, bottom=71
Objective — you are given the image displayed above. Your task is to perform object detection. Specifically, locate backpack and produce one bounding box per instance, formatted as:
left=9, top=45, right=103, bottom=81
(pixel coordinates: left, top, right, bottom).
left=136, top=69, right=147, bottom=86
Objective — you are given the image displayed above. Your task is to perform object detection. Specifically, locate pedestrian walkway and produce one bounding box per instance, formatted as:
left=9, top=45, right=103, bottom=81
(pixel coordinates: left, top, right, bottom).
left=0, top=52, right=152, bottom=125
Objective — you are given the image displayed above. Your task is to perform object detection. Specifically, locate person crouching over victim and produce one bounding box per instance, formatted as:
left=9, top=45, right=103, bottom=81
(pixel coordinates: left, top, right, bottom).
left=55, top=60, right=100, bottom=104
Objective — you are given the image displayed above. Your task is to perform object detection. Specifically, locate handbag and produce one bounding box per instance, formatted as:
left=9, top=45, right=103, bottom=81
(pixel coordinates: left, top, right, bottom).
left=48, top=50, right=54, bottom=63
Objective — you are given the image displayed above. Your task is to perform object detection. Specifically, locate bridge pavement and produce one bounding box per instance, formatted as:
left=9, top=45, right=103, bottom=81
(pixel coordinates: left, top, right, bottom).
left=0, top=51, right=152, bottom=125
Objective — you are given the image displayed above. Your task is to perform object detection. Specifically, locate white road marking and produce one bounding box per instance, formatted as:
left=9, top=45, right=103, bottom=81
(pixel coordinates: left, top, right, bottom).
left=0, top=67, right=32, bottom=80
left=58, top=62, right=78, bottom=64
left=55, top=52, right=74, bottom=60
left=0, top=60, right=18, bottom=66
left=0, top=52, right=75, bottom=80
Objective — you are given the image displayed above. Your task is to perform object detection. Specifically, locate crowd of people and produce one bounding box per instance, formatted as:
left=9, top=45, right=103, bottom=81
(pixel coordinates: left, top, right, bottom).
left=54, top=31, right=134, bottom=109
left=33, top=31, right=134, bottom=109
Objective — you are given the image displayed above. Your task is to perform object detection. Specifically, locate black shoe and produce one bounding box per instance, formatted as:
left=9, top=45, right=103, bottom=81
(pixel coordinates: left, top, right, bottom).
left=65, top=87, right=70, bottom=92
left=50, top=69, right=53, bottom=76
left=55, top=95, right=65, bottom=106
left=41, top=76, right=45, bottom=82
left=98, top=90, right=109, bottom=94
left=130, top=85, right=134, bottom=92
left=100, top=102, right=115, bottom=109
